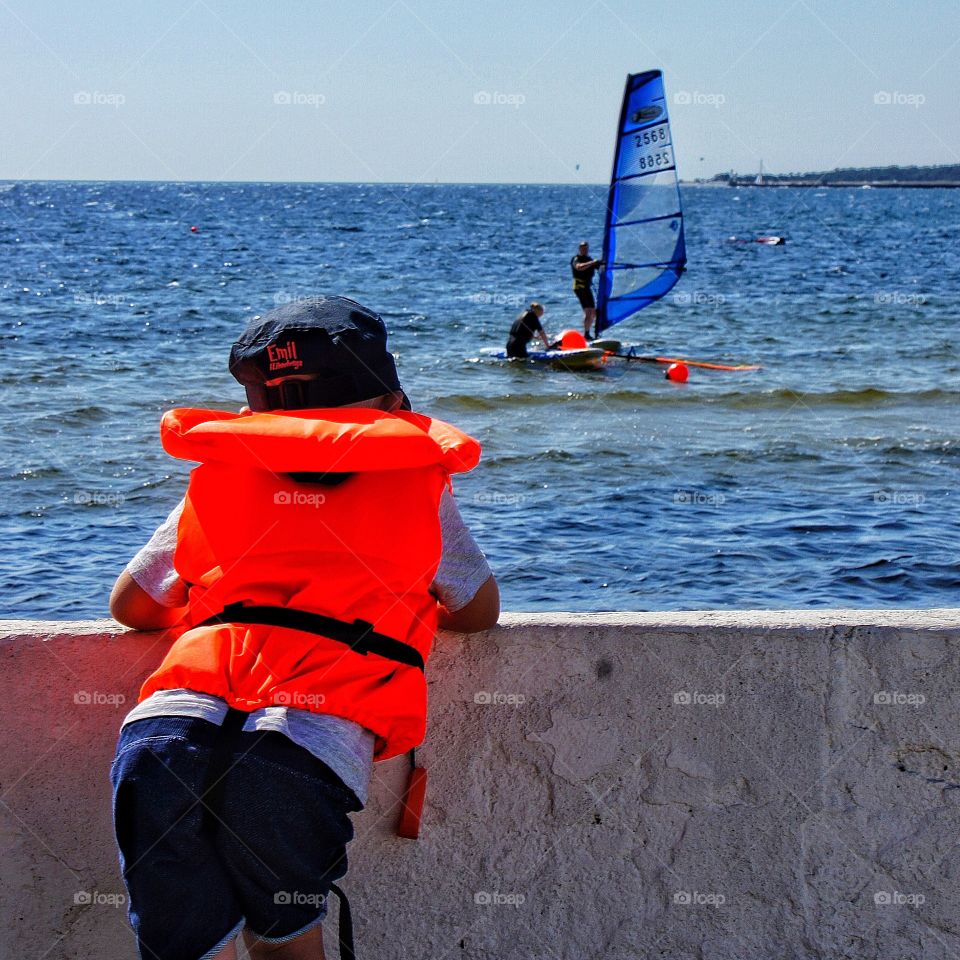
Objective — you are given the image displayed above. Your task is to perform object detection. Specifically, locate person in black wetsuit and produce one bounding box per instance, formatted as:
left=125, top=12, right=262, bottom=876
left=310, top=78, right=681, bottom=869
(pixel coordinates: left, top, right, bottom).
left=570, top=240, right=603, bottom=338
left=505, top=302, right=549, bottom=358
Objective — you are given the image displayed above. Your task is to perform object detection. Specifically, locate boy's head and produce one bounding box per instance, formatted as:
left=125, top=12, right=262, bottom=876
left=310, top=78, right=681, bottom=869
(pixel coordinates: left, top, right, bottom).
left=229, top=296, right=406, bottom=412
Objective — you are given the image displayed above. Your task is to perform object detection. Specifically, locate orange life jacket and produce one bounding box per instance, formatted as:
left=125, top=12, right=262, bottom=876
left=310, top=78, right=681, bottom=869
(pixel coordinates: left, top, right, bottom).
left=138, top=406, right=481, bottom=760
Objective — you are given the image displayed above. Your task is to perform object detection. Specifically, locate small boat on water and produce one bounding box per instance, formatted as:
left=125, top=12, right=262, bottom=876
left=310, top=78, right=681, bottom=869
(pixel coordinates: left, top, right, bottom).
left=727, top=235, right=786, bottom=245
left=488, top=346, right=608, bottom=370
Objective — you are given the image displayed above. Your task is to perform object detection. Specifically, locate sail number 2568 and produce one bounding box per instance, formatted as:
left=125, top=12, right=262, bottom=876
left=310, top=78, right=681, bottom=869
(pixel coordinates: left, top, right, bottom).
left=633, top=126, right=668, bottom=148
left=635, top=148, right=672, bottom=172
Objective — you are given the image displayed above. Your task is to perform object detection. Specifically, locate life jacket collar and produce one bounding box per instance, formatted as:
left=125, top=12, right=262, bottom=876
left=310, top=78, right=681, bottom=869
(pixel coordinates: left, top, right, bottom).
left=160, top=407, right=481, bottom=474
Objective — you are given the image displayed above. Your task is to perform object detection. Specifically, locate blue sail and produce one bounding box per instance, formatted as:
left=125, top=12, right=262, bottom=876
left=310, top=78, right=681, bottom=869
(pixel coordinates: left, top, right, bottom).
left=596, top=71, right=686, bottom=334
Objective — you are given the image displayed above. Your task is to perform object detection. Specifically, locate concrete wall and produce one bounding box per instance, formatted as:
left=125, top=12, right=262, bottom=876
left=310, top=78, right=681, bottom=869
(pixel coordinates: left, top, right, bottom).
left=2, top=611, right=959, bottom=959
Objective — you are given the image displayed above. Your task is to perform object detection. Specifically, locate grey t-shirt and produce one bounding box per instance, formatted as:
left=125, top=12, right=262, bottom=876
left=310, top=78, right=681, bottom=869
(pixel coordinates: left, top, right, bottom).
left=121, top=487, right=492, bottom=805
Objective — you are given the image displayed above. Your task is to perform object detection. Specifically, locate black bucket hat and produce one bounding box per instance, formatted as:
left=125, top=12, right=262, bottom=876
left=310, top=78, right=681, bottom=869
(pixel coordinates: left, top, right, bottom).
left=229, top=296, right=403, bottom=411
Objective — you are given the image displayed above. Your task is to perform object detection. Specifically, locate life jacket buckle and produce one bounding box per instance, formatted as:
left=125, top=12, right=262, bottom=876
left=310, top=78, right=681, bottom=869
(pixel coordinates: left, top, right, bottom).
left=350, top=619, right=376, bottom=655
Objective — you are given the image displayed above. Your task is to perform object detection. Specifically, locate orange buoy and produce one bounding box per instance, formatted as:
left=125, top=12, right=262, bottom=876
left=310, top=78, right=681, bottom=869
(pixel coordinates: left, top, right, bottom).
left=665, top=362, right=689, bottom=383
left=559, top=329, right=587, bottom=350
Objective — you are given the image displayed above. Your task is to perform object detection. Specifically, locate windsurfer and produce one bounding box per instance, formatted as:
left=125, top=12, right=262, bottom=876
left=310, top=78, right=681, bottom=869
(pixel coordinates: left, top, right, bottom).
left=570, top=241, right=603, bottom=338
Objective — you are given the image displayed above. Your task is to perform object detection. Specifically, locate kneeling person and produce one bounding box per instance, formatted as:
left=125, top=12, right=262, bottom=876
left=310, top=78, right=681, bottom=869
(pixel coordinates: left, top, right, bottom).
left=506, top=301, right=549, bottom=358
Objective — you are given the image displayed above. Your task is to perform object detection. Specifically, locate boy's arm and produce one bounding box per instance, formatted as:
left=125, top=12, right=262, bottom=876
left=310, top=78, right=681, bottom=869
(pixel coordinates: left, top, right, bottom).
left=110, top=570, right=188, bottom=630
left=437, top=573, right=499, bottom=632
left=432, top=489, right=499, bottom=633
left=110, top=499, right=189, bottom=631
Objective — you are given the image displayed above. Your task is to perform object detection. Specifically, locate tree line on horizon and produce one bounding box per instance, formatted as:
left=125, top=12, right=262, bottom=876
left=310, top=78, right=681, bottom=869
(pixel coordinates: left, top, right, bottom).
left=707, top=163, right=960, bottom=183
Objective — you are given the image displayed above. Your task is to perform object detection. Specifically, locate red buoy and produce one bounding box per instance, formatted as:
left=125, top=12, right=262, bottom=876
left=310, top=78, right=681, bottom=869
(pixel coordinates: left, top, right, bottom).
left=665, top=362, right=689, bottom=383
left=559, top=329, right=588, bottom=350
left=190, top=225, right=199, bottom=233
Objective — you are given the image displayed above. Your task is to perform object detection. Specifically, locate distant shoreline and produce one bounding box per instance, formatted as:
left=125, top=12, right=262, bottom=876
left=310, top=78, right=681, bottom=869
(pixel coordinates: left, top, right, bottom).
left=688, top=164, right=960, bottom=189
left=682, top=180, right=960, bottom=189
left=718, top=179, right=960, bottom=189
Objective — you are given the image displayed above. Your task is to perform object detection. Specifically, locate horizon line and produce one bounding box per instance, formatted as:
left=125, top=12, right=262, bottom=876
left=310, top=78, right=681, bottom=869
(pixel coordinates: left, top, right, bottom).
left=3, top=160, right=955, bottom=188
left=0, top=176, right=610, bottom=187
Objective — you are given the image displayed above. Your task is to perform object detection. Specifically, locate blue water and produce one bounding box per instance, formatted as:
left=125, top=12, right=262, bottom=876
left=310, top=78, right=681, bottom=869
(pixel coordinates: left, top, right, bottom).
left=2, top=181, right=958, bottom=618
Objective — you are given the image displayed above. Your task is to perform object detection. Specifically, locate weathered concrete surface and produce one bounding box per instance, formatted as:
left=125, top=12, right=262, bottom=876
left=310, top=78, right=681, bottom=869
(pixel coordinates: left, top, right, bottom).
left=1, top=611, right=959, bottom=959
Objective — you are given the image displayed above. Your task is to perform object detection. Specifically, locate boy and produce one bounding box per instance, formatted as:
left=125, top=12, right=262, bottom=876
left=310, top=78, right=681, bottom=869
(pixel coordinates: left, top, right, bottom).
left=110, top=296, right=499, bottom=960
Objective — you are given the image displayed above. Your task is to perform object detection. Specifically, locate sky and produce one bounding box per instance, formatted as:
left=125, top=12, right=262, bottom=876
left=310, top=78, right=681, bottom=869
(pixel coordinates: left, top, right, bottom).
left=0, top=0, right=957, bottom=183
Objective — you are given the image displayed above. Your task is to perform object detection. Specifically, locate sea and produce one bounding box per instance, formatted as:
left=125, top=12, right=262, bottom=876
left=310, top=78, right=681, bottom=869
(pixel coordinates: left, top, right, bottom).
left=1, top=180, right=958, bottom=619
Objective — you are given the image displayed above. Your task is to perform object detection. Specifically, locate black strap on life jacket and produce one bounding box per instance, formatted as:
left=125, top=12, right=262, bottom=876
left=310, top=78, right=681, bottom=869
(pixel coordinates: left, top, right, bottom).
left=329, top=884, right=355, bottom=960
left=198, top=602, right=425, bottom=672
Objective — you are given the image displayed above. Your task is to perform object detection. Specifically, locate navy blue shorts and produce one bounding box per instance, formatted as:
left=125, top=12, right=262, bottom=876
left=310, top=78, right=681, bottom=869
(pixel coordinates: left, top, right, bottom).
left=110, top=712, right=361, bottom=960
